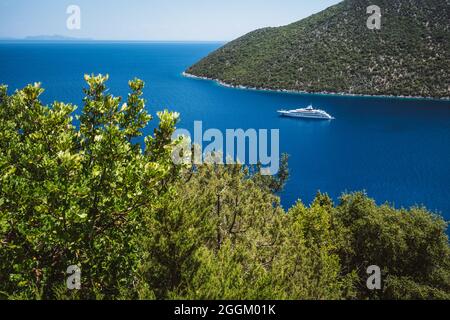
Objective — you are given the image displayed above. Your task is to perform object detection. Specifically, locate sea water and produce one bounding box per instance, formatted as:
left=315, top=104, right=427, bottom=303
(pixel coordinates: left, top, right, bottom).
left=1, top=41, right=449, bottom=218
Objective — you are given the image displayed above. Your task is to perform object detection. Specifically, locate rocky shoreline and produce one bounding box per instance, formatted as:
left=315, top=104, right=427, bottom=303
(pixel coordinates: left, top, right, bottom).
left=182, top=72, right=450, bottom=102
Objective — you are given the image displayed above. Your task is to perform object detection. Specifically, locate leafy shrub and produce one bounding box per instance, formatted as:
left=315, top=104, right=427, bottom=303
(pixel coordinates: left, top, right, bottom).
left=1, top=78, right=448, bottom=300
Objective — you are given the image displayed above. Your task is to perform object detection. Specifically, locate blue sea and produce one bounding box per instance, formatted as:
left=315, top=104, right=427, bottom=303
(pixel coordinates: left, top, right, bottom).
left=1, top=42, right=449, bottom=219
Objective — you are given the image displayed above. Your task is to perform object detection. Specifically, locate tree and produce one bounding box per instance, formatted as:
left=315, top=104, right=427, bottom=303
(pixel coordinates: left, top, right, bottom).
left=0, top=75, right=179, bottom=299
left=334, top=192, right=450, bottom=300
left=138, top=162, right=285, bottom=299
left=1, top=79, right=449, bottom=300
left=269, top=196, right=355, bottom=300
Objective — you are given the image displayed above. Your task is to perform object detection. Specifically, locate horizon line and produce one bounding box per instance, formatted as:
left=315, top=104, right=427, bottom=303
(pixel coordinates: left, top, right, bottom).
left=0, top=38, right=229, bottom=43
left=0, top=35, right=229, bottom=43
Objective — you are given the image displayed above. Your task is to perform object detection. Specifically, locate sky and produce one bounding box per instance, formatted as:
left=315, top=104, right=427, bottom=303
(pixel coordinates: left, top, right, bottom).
left=0, top=0, right=342, bottom=41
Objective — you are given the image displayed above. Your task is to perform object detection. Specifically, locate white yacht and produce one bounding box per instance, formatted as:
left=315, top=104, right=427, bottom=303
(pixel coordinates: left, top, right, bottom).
left=278, top=105, right=334, bottom=120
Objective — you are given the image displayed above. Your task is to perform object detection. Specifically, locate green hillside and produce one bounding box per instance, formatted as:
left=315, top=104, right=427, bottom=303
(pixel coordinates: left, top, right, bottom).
left=187, top=0, right=450, bottom=99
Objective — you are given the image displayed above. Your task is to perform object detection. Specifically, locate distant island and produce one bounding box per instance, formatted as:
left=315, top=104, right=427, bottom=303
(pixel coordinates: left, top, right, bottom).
left=186, top=0, right=450, bottom=99
left=0, top=35, right=93, bottom=41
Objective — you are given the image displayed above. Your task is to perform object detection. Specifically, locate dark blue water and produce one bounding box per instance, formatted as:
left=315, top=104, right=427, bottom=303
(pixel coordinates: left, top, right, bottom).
left=1, top=42, right=449, bottom=218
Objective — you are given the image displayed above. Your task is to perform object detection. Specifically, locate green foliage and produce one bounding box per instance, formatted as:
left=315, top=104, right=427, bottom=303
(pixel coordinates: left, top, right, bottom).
left=269, top=198, right=356, bottom=300
left=0, top=75, right=179, bottom=299
left=1, top=78, right=449, bottom=300
left=252, top=153, right=290, bottom=194
left=335, top=192, right=450, bottom=299
left=138, top=163, right=284, bottom=299
left=187, top=0, right=450, bottom=99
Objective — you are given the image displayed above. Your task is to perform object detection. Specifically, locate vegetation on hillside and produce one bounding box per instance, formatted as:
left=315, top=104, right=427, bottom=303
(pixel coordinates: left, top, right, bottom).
left=187, top=0, right=450, bottom=99
left=0, top=77, right=449, bottom=300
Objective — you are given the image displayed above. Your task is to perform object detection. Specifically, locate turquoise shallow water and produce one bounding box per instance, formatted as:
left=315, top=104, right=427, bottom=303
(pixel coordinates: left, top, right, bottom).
left=1, top=41, right=449, bottom=218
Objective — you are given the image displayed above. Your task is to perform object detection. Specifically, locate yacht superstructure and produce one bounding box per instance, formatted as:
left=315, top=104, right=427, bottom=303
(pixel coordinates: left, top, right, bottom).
left=278, top=105, right=334, bottom=120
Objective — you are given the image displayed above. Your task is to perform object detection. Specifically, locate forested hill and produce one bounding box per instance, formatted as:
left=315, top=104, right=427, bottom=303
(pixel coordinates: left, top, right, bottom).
left=186, top=0, right=450, bottom=99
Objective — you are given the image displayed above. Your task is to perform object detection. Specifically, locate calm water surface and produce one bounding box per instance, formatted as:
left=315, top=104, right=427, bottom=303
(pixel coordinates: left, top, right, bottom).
left=1, top=42, right=449, bottom=218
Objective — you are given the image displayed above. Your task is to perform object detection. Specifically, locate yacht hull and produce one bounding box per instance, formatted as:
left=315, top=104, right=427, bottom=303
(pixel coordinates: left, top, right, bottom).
left=278, top=111, right=334, bottom=120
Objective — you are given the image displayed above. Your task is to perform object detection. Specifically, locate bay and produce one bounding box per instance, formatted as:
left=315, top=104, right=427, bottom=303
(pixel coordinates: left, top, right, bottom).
left=1, top=41, right=449, bottom=219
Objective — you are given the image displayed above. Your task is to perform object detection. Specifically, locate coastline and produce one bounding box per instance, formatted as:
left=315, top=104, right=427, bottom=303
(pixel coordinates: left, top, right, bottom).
left=182, top=72, right=450, bottom=102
